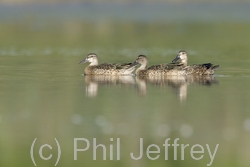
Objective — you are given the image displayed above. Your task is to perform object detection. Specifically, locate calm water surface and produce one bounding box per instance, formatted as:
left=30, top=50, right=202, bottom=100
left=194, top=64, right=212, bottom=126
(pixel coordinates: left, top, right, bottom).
left=0, top=3, right=250, bottom=167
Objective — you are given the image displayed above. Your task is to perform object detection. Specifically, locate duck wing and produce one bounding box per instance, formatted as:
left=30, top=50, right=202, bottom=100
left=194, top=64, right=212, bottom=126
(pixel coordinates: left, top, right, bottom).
left=184, top=63, right=219, bottom=75
left=147, top=64, right=166, bottom=70
left=147, top=62, right=185, bottom=70
left=165, top=62, right=185, bottom=70
left=115, top=63, right=133, bottom=69
left=193, top=63, right=219, bottom=70
left=97, top=63, right=116, bottom=69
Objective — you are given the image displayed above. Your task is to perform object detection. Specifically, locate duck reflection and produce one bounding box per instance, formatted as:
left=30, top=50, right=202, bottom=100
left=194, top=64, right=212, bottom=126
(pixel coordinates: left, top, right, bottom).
left=84, top=75, right=136, bottom=97
left=186, top=75, right=219, bottom=86
left=135, top=75, right=218, bottom=101
left=83, top=75, right=218, bottom=100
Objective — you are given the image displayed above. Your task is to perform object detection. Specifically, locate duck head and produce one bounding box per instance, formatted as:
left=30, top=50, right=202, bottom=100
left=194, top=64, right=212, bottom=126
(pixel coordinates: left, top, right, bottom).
left=131, top=55, right=148, bottom=69
left=79, top=53, right=99, bottom=66
left=172, top=50, right=188, bottom=66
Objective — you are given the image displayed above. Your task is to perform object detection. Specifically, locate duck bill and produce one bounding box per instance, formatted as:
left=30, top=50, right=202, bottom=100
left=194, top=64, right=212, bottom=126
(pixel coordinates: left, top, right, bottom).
left=130, top=61, right=139, bottom=67
left=79, top=58, right=88, bottom=64
left=172, top=56, right=180, bottom=63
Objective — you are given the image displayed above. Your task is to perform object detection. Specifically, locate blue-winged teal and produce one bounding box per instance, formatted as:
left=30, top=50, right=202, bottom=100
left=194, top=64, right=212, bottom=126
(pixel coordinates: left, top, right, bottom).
left=131, top=55, right=185, bottom=77
left=79, top=53, right=136, bottom=75
left=172, top=50, right=219, bottom=75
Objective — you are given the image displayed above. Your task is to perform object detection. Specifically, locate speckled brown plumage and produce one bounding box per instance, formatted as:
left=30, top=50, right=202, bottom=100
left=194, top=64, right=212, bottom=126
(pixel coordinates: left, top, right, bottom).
left=131, top=55, right=185, bottom=77
left=79, top=53, right=136, bottom=75
left=172, top=50, right=219, bottom=75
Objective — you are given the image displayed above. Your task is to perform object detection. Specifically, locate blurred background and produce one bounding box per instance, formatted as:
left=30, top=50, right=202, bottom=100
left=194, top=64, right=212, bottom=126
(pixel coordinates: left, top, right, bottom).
left=0, top=1, right=250, bottom=167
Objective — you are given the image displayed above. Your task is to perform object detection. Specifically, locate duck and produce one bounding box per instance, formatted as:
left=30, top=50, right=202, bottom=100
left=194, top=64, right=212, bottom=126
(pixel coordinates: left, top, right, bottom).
left=172, top=50, right=219, bottom=75
left=131, top=55, right=185, bottom=77
left=79, top=53, right=136, bottom=75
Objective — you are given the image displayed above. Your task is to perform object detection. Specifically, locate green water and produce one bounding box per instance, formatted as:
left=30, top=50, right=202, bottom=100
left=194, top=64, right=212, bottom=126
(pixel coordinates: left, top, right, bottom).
left=1, top=3, right=250, bottom=167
